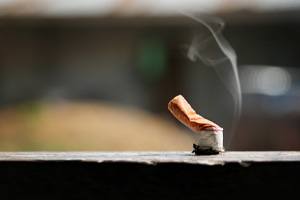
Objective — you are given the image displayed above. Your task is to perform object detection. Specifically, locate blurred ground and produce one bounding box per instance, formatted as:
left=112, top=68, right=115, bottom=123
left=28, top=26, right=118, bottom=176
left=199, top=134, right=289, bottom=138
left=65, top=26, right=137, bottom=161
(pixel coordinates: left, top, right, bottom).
left=0, top=102, right=193, bottom=151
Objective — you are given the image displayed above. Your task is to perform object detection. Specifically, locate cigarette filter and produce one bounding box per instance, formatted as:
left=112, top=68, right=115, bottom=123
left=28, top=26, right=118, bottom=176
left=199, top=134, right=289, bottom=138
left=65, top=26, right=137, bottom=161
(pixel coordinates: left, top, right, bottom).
left=168, top=95, right=224, bottom=155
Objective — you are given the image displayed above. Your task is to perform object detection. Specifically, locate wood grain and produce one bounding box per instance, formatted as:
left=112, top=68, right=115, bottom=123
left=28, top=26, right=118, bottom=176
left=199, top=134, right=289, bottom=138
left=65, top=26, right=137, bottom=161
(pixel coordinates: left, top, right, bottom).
left=0, top=151, right=299, bottom=165
left=0, top=151, right=299, bottom=199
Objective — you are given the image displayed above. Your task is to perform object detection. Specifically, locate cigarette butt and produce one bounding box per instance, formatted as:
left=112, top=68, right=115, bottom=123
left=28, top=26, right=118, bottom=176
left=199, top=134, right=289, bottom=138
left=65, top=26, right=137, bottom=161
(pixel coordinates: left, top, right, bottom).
left=168, top=95, right=224, bottom=155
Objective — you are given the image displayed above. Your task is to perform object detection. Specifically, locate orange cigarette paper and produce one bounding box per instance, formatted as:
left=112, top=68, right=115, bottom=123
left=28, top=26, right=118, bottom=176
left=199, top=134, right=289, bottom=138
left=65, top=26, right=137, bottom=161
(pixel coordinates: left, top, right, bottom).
left=168, top=95, right=223, bottom=132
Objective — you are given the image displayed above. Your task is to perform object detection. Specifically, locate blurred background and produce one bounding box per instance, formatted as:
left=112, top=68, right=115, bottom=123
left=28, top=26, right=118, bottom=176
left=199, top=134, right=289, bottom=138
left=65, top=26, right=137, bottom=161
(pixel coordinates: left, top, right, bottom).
left=0, top=0, right=300, bottom=151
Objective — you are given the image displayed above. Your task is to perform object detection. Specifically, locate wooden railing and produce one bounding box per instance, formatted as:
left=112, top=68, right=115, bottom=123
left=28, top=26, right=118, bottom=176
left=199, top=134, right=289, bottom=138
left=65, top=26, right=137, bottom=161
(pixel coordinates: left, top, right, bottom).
left=0, top=152, right=299, bottom=199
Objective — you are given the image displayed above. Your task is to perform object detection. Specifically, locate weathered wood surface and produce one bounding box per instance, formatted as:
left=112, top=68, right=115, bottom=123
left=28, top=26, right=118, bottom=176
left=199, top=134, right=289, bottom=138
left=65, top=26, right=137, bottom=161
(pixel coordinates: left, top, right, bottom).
left=0, top=152, right=299, bottom=199
left=0, top=151, right=299, bottom=165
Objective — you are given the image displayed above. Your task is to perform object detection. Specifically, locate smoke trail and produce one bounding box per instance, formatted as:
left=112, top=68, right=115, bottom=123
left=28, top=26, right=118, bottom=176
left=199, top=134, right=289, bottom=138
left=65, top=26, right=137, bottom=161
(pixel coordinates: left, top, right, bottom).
left=183, top=13, right=242, bottom=148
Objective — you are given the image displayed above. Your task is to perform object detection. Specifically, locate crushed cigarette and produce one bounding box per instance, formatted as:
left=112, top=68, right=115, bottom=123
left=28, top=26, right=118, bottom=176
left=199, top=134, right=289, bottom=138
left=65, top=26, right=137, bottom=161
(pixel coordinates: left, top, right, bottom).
left=168, top=95, right=224, bottom=155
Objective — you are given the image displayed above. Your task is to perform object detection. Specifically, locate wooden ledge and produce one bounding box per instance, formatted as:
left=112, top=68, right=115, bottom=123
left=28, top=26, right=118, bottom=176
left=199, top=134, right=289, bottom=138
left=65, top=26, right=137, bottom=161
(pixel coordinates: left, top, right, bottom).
left=0, top=151, right=299, bottom=165
left=0, top=151, right=299, bottom=199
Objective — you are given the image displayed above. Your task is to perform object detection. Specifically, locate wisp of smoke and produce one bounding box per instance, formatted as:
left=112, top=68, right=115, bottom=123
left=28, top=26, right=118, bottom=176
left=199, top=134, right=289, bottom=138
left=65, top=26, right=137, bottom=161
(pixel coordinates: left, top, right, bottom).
left=183, top=13, right=242, bottom=148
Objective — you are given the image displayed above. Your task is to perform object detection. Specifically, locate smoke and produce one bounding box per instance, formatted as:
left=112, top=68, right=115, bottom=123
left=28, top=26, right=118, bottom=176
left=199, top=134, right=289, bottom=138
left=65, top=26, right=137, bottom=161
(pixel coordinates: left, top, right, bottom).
left=183, top=13, right=242, bottom=148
